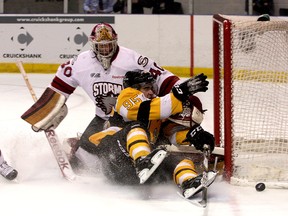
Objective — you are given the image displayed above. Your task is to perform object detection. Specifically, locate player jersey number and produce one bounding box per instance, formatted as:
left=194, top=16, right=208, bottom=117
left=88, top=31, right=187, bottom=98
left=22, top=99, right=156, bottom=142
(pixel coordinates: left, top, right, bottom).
left=123, top=95, right=142, bottom=110
left=149, top=62, right=164, bottom=78
left=60, top=61, right=73, bottom=77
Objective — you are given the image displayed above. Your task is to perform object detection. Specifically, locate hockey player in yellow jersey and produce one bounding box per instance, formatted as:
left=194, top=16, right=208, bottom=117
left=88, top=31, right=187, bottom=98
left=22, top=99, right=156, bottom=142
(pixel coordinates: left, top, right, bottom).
left=156, top=96, right=217, bottom=199
left=88, top=70, right=216, bottom=198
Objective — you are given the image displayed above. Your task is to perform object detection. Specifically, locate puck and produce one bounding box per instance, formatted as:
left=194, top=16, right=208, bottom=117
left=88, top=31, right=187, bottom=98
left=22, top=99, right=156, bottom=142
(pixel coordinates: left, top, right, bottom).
left=255, top=183, right=265, bottom=192
left=257, top=14, right=270, bottom=21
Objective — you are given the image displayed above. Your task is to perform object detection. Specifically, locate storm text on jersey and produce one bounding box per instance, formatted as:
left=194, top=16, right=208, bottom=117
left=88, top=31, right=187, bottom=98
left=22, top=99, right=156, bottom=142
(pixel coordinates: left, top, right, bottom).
left=93, top=82, right=122, bottom=115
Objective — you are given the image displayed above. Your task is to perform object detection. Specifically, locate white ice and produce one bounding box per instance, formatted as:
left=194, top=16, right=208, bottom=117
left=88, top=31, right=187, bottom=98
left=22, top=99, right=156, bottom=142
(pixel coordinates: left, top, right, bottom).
left=0, top=73, right=287, bottom=216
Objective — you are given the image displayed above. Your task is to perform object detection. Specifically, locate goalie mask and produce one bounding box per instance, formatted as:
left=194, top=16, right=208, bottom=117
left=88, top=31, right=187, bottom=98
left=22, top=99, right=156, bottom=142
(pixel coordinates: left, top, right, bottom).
left=169, top=95, right=205, bottom=127
left=90, top=23, right=118, bottom=70
left=123, top=70, right=157, bottom=92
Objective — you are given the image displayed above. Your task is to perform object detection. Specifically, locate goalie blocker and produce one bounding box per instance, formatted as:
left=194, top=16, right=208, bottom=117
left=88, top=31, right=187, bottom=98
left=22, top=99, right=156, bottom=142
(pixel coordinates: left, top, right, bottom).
left=21, top=87, right=67, bottom=132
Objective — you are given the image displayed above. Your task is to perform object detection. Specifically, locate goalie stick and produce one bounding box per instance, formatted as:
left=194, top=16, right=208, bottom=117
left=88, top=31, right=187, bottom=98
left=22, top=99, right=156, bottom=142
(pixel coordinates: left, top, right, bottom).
left=16, top=61, right=76, bottom=181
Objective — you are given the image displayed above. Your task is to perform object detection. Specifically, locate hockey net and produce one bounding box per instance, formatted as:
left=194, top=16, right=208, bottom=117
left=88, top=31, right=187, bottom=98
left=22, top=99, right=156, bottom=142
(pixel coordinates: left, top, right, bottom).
left=213, top=14, right=288, bottom=188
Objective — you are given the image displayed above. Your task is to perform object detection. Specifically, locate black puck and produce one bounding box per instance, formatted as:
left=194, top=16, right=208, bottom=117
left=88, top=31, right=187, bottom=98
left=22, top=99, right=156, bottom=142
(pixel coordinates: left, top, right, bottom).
left=255, top=183, right=265, bottom=192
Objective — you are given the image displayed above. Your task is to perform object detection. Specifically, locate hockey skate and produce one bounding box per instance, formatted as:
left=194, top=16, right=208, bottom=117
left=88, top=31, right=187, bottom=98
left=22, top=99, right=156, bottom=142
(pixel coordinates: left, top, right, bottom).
left=136, top=149, right=167, bottom=184
left=181, top=170, right=217, bottom=199
left=0, top=161, right=18, bottom=180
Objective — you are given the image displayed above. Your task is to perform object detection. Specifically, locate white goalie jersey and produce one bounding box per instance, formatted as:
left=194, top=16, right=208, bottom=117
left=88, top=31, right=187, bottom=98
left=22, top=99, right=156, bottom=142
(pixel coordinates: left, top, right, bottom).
left=50, top=46, right=180, bottom=120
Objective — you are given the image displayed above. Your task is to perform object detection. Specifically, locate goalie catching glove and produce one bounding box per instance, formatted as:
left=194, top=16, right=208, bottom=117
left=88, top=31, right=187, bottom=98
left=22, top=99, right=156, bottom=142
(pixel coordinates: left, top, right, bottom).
left=169, top=95, right=205, bottom=128
left=172, top=73, right=209, bottom=102
left=184, top=124, right=215, bottom=152
left=21, top=87, right=68, bottom=132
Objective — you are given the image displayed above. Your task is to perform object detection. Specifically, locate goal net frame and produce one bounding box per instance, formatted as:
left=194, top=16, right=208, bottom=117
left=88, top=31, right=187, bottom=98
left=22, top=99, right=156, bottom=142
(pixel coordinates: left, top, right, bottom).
left=213, top=14, right=288, bottom=188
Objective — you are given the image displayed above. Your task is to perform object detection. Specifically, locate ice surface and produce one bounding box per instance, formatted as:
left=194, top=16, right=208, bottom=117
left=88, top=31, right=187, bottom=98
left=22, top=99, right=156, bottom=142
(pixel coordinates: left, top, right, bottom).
left=0, top=74, right=287, bottom=216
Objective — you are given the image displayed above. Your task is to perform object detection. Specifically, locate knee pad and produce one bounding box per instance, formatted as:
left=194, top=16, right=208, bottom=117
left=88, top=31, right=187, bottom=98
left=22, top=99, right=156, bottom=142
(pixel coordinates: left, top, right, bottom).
left=123, top=121, right=151, bottom=161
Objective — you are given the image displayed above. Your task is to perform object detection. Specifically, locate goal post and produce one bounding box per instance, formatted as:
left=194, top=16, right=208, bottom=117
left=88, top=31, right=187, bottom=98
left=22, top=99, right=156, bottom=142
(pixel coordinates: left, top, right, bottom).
left=213, top=14, right=288, bottom=188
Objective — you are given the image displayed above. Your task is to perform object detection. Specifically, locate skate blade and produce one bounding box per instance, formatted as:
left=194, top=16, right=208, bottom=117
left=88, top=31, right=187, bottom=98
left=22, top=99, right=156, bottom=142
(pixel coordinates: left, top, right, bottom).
left=183, top=184, right=204, bottom=198
left=177, top=192, right=207, bottom=208
left=138, top=150, right=167, bottom=184
left=203, top=171, right=218, bottom=187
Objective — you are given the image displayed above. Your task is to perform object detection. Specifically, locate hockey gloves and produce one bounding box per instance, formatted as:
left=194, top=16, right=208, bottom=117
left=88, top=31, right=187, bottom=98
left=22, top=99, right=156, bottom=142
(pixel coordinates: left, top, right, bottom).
left=185, top=124, right=215, bottom=152
left=172, top=73, right=209, bottom=102
left=21, top=87, right=68, bottom=132
left=32, top=104, right=68, bottom=132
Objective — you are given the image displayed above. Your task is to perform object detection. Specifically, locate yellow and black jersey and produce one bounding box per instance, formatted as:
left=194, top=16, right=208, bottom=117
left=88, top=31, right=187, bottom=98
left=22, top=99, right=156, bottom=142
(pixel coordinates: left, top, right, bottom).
left=115, top=87, right=183, bottom=143
left=115, top=87, right=183, bottom=123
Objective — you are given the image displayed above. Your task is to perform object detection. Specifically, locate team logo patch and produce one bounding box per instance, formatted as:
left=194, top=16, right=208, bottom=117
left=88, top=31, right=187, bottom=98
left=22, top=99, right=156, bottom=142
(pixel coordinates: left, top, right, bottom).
left=93, top=82, right=122, bottom=114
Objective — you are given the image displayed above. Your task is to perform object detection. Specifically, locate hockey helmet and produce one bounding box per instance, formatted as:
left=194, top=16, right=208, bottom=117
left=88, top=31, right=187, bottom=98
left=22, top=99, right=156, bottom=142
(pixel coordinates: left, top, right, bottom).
left=90, top=23, right=118, bottom=70
left=123, top=70, right=156, bottom=90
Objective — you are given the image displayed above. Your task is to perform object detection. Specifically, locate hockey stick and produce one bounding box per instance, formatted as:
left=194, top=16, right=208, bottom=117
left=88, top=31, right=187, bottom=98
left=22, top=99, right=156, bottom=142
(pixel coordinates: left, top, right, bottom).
left=16, top=61, right=76, bottom=181
left=162, top=144, right=224, bottom=156
left=198, top=144, right=210, bottom=207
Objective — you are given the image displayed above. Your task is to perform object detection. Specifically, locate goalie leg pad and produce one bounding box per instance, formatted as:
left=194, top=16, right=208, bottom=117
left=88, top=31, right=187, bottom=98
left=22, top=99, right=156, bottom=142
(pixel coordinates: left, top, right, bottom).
left=21, top=87, right=67, bottom=131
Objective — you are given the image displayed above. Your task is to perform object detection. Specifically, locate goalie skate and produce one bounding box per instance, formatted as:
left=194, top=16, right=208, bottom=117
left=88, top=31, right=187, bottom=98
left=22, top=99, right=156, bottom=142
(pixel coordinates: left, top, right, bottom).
left=182, top=170, right=217, bottom=199
left=136, top=149, right=167, bottom=184
left=62, top=136, right=80, bottom=160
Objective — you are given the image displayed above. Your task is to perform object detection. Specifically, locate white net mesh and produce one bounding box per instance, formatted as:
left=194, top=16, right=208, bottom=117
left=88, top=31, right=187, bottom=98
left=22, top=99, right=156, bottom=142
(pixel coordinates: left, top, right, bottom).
left=215, top=15, right=288, bottom=187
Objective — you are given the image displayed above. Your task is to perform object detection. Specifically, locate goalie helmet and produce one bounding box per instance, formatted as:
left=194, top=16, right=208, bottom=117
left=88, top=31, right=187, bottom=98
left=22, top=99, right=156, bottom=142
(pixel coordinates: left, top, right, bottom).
left=90, top=23, right=118, bottom=70
left=123, top=70, right=156, bottom=90
left=169, top=95, right=205, bottom=127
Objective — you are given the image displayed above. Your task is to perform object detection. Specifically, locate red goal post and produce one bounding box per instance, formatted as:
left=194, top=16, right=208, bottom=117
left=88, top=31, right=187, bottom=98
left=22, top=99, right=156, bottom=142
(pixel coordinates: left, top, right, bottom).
left=213, top=14, right=288, bottom=188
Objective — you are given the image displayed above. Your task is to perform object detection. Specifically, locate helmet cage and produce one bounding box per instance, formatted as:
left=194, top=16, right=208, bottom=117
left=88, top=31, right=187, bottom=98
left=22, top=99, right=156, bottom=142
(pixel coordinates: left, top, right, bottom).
left=91, top=40, right=117, bottom=58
